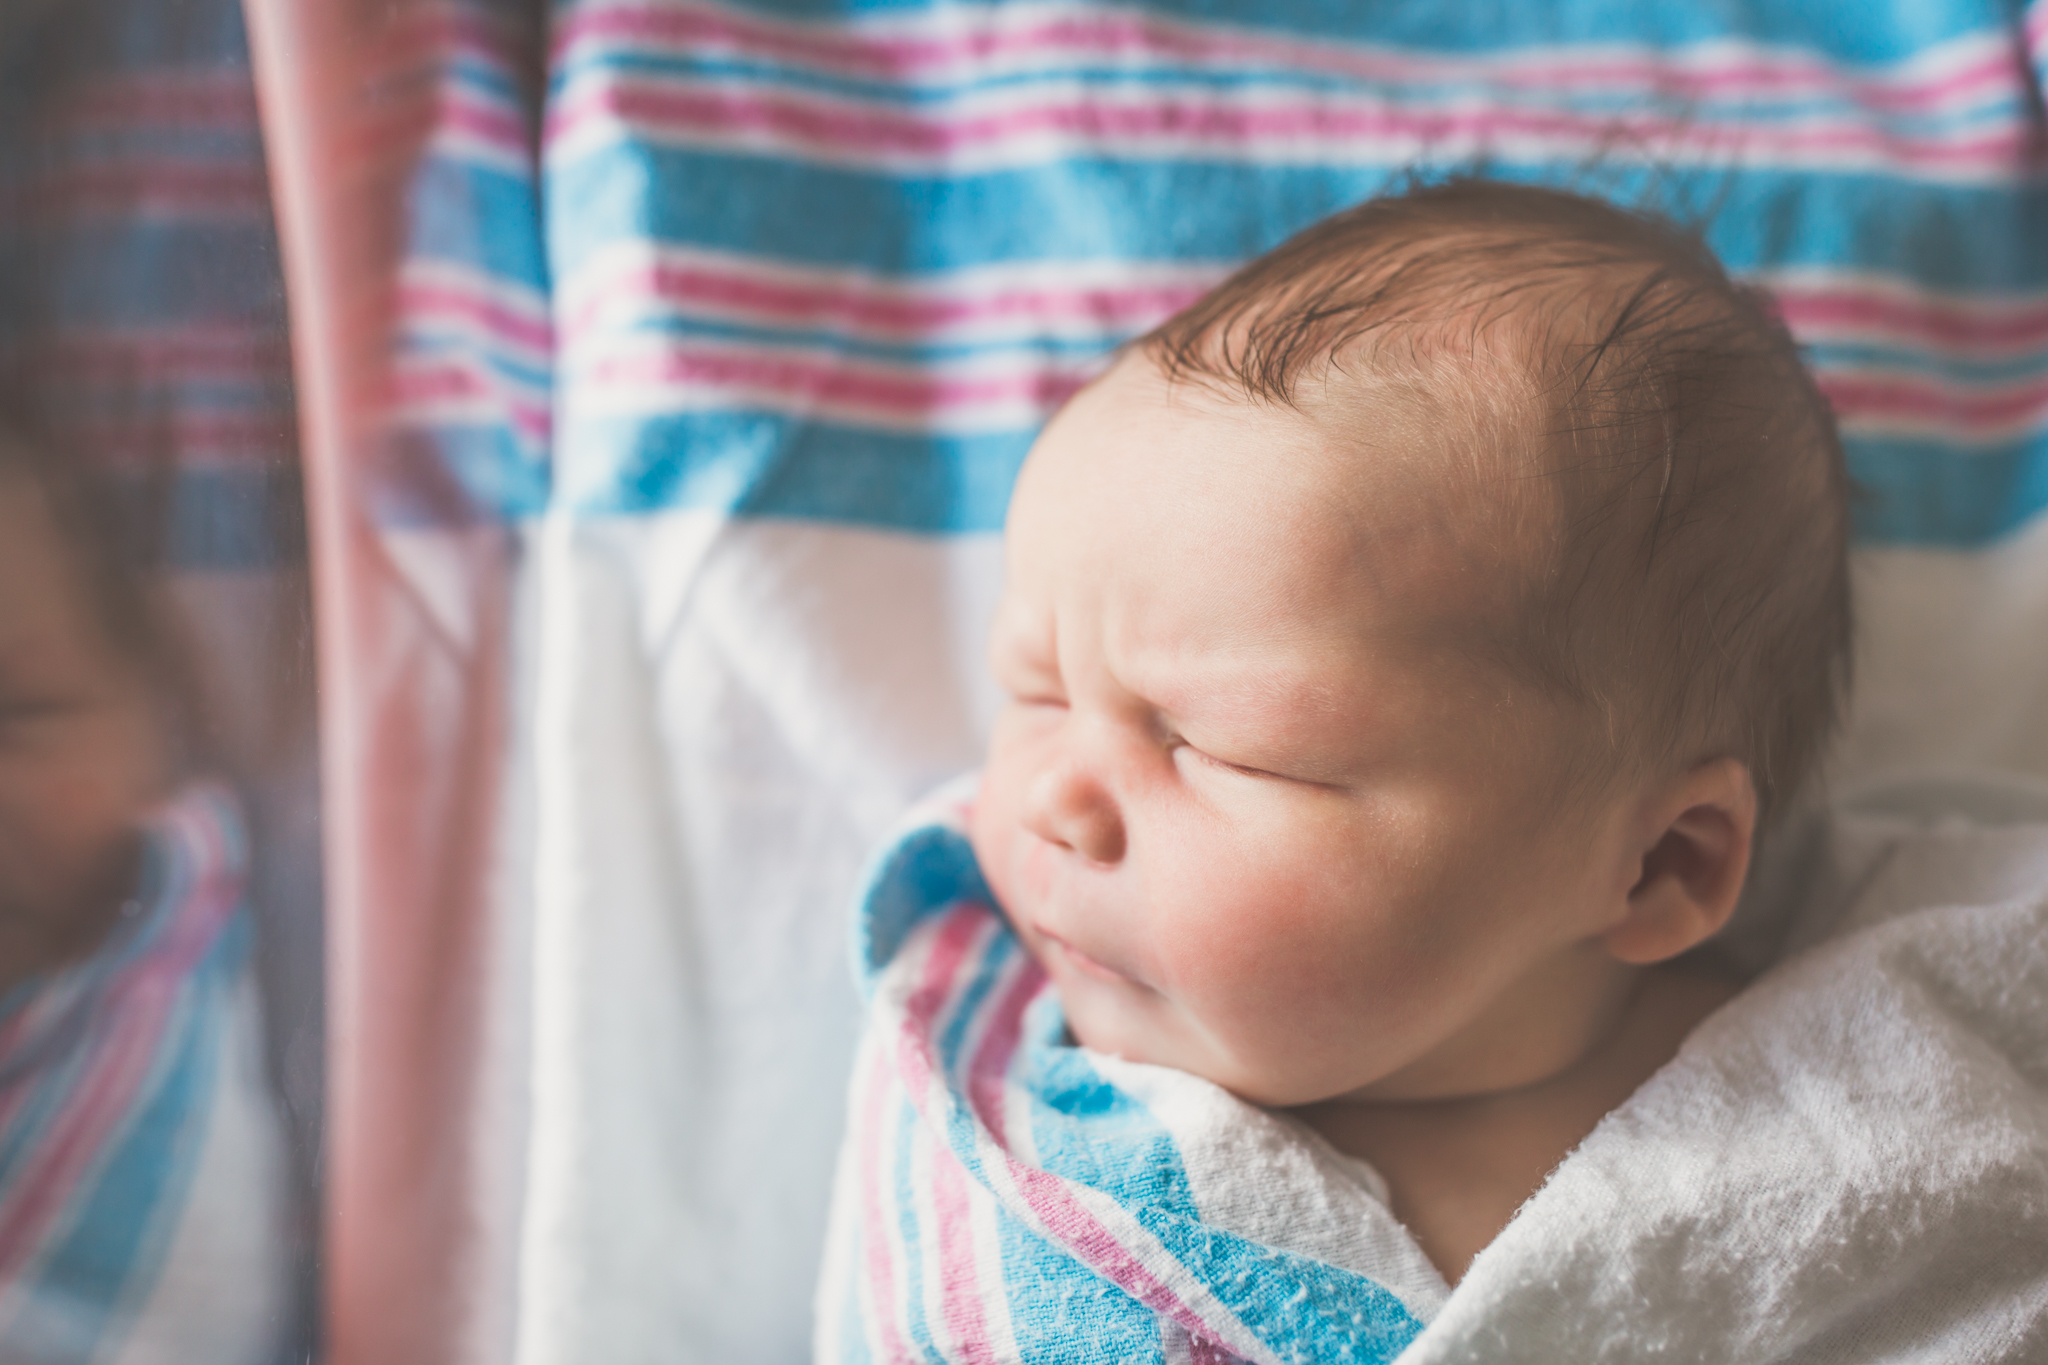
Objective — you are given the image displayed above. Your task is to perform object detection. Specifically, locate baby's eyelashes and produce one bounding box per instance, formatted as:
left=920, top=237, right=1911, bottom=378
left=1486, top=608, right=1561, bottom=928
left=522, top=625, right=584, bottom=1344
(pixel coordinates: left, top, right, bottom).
left=1175, top=742, right=1278, bottom=781
left=1172, top=737, right=1348, bottom=791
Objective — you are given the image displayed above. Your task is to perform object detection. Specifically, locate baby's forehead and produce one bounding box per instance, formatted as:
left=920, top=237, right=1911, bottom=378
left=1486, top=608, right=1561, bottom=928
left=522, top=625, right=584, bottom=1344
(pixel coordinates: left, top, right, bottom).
left=1030, top=357, right=1557, bottom=649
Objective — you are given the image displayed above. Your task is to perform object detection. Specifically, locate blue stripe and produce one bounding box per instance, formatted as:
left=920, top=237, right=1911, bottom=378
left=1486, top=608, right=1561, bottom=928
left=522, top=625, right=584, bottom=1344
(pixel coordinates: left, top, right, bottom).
left=448, top=52, right=533, bottom=105
left=547, top=150, right=2048, bottom=287
left=1137, top=1224, right=1425, bottom=1363
left=555, top=48, right=2030, bottom=135
left=33, top=936, right=234, bottom=1357
left=887, top=1089, right=942, bottom=1361
left=19, top=127, right=270, bottom=167
left=573, top=314, right=1134, bottom=368
left=1022, top=1020, right=1200, bottom=1214
left=78, top=0, right=257, bottom=66
left=574, top=313, right=2046, bottom=386
left=1851, top=433, right=2048, bottom=543
left=512, top=4, right=2048, bottom=551
left=660, top=0, right=2015, bottom=61
left=560, top=412, right=1030, bottom=530
left=863, top=838, right=1426, bottom=1362
left=0, top=223, right=286, bottom=327
left=0, top=1015, right=104, bottom=1207
left=399, top=328, right=553, bottom=390
left=146, top=467, right=306, bottom=572
left=856, top=825, right=997, bottom=987
left=1, top=913, right=245, bottom=1363
left=937, top=929, right=1016, bottom=1089
left=1802, top=344, right=2048, bottom=387
left=991, top=1206, right=1164, bottom=1364
left=410, top=158, right=553, bottom=293
left=380, top=426, right=553, bottom=525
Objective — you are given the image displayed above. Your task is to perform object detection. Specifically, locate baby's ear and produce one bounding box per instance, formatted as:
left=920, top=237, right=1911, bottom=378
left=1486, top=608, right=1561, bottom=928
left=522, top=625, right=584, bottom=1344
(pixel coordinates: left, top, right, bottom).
left=1602, top=757, right=1757, bottom=966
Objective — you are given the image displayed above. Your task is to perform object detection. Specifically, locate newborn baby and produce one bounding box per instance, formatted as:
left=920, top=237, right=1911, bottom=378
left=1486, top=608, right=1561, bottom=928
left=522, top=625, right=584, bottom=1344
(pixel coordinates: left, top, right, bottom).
left=0, top=428, right=289, bottom=1363
left=819, top=180, right=1848, bottom=1362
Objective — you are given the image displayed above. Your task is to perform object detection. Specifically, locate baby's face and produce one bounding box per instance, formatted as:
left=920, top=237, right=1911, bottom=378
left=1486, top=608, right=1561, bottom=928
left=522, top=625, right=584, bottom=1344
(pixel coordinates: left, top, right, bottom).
left=972, top=358, right=1643, bottom=1107
left=0, top=474, right=171, bottom=978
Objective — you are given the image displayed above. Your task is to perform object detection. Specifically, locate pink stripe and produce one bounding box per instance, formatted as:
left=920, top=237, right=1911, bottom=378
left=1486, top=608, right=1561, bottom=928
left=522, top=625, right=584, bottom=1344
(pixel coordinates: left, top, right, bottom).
left=566, top=261, right=1209, bottom=343
left=850, top=907, right=987, bottom=1365
left=893, top=957, right=1235, bottom=1353
left=1818, top=373, right=2048, bottom=428
left=1774, top=288, right=2048, bottom=351
left=3, top=165, right=270, bottom=217
left=1006, top=1160, right=1231, bottom=1346
left=902, top=910, right=1002, bottom=1360
left=390, top=359, right=554, bottom=430
left=401, top=284, right=555, bottom=352
left=435, top=88, right=532, bottom=157
left=585, top=347, right=1086, bottom=417
left=888, top=915, right=1251, bottom=1356
left=963, top=946, right=1044, bottom=1146
left=38, top=417, right=299, bottom=467
left=927, top=1136, right=998, bottom=1364
left=0, top=987, right=178, bottom=1276
left=557, top=4, right=2020, bottom=115
left=593, top=330, right=2048, bottom=434
left=854, top=1016, right=917, bottom=1362
left=11, top=342, right=292, bottom=384
left=0, top=808, right=236, bottom=1277
left=54, top=75, right=259, bottom=130
left=552, top=83, right=2032, bottom=175
left=568, top=259, right=2048, bottom=361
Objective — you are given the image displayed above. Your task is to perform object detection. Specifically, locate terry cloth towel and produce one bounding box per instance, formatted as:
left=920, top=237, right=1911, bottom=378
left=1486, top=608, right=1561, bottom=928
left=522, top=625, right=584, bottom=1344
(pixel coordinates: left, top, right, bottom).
left=816, top=776, right=2048, bottom=1363
left=0, top=781, right=288, bottom=1365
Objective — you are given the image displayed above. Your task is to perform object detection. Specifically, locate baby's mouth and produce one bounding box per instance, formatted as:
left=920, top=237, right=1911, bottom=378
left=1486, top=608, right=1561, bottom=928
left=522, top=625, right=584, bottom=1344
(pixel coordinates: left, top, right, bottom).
left=1037, top=927, right=1143, bottom=989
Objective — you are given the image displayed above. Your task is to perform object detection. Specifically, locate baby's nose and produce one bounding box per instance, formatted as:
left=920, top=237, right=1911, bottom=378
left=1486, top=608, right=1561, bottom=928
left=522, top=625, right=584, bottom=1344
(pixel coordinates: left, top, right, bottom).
left=1021, top=760, right=1126, bottom=865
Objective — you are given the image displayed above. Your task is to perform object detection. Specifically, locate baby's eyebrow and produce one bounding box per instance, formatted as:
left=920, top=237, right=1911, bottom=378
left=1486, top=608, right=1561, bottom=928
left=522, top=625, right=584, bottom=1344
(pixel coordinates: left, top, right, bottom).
left=1123, top=649, right=1357, bottom=738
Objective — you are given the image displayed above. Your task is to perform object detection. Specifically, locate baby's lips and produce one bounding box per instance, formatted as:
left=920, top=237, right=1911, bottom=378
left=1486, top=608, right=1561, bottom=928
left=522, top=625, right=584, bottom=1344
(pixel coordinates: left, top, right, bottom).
left=1038, top=926, right=1145, bottom=989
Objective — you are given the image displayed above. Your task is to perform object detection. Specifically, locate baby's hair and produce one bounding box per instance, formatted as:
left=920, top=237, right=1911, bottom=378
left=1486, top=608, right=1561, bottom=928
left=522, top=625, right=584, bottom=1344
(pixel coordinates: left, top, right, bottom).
left=1141, top=179, right=1852, bottom=819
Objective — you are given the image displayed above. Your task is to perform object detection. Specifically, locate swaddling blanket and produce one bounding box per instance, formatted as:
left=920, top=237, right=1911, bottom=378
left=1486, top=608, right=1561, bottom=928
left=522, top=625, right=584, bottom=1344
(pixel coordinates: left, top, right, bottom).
left=0, top=782, right=288, bottom=1364
left=817, top=778, right=2048, bottom=1363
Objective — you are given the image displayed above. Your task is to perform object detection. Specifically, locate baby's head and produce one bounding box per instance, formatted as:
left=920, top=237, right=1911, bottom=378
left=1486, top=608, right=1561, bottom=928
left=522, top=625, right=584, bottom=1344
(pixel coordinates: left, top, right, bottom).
left=0, top=426, right=180, bottom=988
left=970, top=181, right=1850, bottom=1108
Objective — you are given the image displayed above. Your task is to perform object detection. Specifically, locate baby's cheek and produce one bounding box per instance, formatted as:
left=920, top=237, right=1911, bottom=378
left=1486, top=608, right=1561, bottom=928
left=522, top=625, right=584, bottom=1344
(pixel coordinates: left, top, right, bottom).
left=1153, top=864, right=1328, bottom=1006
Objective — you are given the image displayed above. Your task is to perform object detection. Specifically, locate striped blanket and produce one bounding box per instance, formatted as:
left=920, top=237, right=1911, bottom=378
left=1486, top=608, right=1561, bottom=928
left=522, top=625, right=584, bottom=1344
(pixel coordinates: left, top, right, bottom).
left=316, top=0, right=2048, bottom=1354
left=817, top=782, right=1447, bottom=1364
left=0, top=783, right=287, bottom=1365
left=819, top=779, right=2048, bottom=1363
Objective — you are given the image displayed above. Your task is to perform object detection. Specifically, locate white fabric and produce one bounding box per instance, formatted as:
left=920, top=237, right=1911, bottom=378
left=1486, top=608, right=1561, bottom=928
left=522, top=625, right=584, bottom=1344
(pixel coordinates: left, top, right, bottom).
left=499, top=491, right=2048, bottom=1358
left=1043, top=778, right=2048, bottom=1361
left=1088, top=1054, right=1453, bottom=1327
left=1402, top=777, right=2048, bottom=1361
left=112, top=975, right=292, bottom=1365
left=1838, top=515, right=2048, bottom=789
left=514, top=514, right=1003, bottom=1363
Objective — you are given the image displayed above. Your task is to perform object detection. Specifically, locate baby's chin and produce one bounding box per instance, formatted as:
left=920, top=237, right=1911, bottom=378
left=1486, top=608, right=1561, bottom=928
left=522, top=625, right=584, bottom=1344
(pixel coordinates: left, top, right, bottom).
left=1053, top=980, right=1240, bottom=1091
left=1053, top=988, right=1378, bottom=1109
